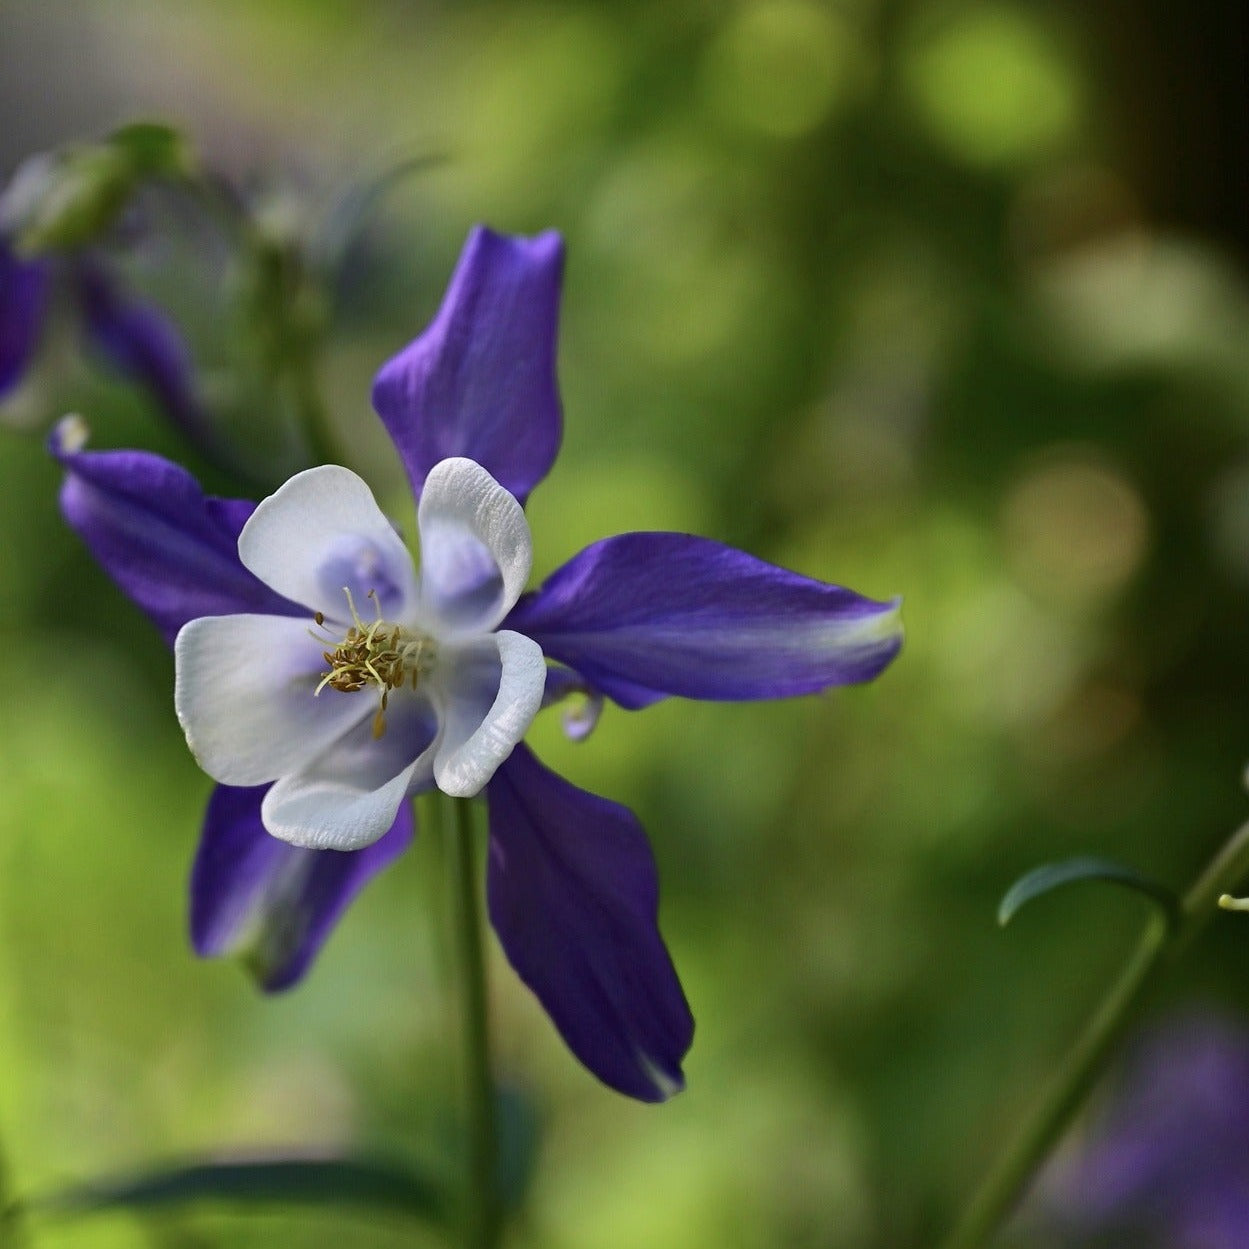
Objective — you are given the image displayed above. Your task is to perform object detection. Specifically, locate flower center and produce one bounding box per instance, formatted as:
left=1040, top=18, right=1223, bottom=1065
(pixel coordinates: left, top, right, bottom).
left=313, top=587, right=435, bottom=739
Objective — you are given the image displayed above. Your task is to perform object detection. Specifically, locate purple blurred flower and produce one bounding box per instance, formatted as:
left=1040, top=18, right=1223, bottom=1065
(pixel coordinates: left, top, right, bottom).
left=53, top=225, right=903, bottom=1100
left=73, top=259, right=210, bottom=450
left=0, top=233, right=203, bottom=440
left=1038, top=1010, right=1249, bottom=1248
left=0, top=236, right=51, bottom=398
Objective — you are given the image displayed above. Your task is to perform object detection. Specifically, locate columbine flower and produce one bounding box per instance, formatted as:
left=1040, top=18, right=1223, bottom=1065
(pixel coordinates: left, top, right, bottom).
left=55, top=225, right=902, bottom=1100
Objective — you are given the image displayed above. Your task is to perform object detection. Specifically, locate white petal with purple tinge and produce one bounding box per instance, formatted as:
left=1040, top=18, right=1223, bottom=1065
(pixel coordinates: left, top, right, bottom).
left=259, top=691, right=441, bottom=850
left=238, top=465, right=419, bottom=622
left=261, top=756, right=425, bottom=851
left=432, top=629, right=546, bottom=797
left=175, top=613, right=371, bottom=787
left=417, top=457, right=532, bottom=637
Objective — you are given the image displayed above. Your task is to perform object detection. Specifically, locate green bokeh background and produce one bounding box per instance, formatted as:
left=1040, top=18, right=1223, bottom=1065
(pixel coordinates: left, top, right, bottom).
left=2, top=2, right=1249, bottom=1245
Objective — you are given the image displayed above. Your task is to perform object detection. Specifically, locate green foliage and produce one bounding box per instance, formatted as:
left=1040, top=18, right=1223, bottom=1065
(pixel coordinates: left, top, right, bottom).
left=998, top=858, right=1180, bottom=929
left=35, top=1156, right=450, bottom=1222
left=1, top=122, right=192, bottom=253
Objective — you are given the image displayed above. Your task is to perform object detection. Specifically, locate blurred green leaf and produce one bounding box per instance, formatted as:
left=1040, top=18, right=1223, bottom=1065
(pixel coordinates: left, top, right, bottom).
left=315, top=152, right=443, bottom=277
left=108, top=122, right=195, bottom=180
left=998, top=857, right=1179, bottom=928
left=1, top=122, right=191, bottom=252
left=1, top=148, right=129, bottom=252
left=34, top=1156, right=452, bottom=1224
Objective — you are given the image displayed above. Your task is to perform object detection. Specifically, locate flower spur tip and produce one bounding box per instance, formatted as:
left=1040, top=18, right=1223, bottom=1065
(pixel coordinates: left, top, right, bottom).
left=53, top=413, right=90, bottom=454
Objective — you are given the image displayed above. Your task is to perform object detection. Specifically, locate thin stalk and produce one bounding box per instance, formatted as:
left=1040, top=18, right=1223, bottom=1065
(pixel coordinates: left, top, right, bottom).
left=288, top=363, right=339, bottom=470
left=940, top=818, right=1249, bottom=1249
left=0, top=1136, right=29, bottom=1249
left=421, top=791, right=448, bottom=968
left=445, top=796, right=500, bottom=1249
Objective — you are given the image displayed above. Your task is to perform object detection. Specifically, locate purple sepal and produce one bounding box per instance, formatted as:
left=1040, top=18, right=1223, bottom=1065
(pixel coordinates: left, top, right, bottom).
left=191, top=784, right=413, bottom=992
left=75, top=261, right=210, bottom=448
left=486, top=744, right=693, bottom=1102
left=51, top=421, right=299, bottom=645
left=371, top=225, right=564, bottom=504
left=506, top=532, right=903, bottom=708
left=0, top=235, right=51, bottom=397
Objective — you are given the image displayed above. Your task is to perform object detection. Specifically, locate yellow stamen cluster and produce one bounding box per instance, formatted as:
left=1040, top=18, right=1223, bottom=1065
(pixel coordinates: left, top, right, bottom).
left=313, top=588, right=434, bottom=739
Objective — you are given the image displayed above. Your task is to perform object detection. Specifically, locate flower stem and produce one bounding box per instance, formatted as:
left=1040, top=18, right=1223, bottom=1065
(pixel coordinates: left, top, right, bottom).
left=445, top=796, right=500, bottom=1249
left=0, top=1136, right=29, bottom=1249
left=289, top=364, right=340, bottom=470
left=940, top=817, right=1249, bottom=1249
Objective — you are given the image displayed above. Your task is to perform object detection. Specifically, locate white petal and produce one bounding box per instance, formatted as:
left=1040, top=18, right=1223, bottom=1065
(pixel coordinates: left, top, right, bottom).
left=417, top=458, right=532, bottom=637
left=262, top=760, right=421, bottom=851
left=174, top=614, right=371, bottom=787
left=433, top=630, right=546, bottom=797
left=261, top=692, right=439, bottom=850
left=238, top=465, right=419, bottom=623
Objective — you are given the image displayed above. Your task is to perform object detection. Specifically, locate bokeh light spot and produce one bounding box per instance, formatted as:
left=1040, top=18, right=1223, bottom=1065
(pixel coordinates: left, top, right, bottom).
left=1002, top=448, right=1150, bottom=608
left=903, top=5, right=1082, bottom=168
left=701, top=1, right=863, bottom=139
left=1208, top=461, right=1249, bottom=585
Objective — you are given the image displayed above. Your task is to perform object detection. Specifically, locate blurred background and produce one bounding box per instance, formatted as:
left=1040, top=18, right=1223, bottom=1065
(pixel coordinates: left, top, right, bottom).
left=2, top=1, right=1249, bottom=1246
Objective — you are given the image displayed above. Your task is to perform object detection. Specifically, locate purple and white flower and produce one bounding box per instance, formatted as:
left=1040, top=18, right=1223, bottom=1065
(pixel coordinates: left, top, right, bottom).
left=54, top=225, right=902, bottom=1100
left=176, top=456, right=546, bottom=850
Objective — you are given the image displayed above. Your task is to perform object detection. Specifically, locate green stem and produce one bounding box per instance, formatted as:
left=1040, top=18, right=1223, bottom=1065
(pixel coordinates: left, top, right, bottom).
left=940, top=818, right=1249, bottom=1249
left=288, top=362, right=340, bottom=469
left=239, top=207, right=340, bottom=471
left=445, top=796, right=500, bottom=1249
left=0, top=1137, right=29, bottom=1249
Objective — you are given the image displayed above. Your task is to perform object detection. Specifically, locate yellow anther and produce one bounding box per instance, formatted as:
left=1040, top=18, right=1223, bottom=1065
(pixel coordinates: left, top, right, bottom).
left=312, top=587, right=435, bottom=739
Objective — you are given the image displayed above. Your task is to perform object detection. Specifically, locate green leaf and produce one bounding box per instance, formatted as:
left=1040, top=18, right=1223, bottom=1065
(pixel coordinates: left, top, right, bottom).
left=1, top=123, right=192, bottom=253
left=315, top=151, right=443, bottom=275
left=998, top=856, right=1179, bottom=928
left=1, top=147, right=130, bottom=252
left=33, top=1155, right=452, bottom=1224
left=108, top=122, right=194, bottom=179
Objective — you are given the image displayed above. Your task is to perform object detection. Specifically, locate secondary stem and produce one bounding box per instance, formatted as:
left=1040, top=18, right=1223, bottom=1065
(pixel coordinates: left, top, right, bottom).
left=445, top=796, right=500, bottom=1249
left=289, top=363, right=340, bottom=470
left=940, top=817, right=1249, bottom=1249
left=0, top=1137, right=29, bottom=1249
